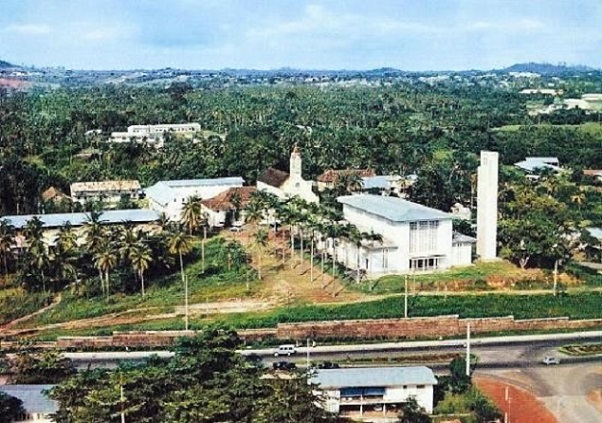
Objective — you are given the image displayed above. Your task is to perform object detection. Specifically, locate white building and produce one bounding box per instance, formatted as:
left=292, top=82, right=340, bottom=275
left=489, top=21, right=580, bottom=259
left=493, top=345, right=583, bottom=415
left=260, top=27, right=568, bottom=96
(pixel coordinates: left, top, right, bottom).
left=201, top=186, right=256, bottom=227
left=311, top=366, right=437, bottom=418
left=144, top=177, right=244, bottom=221
left=109, top=123, right=201, bottom=148
left=0, top=385, right=57, bottom=422
left=70, top=180, right=141, bottom=206
left=257, top=146, right=319, bottom=203
left=335, top=194, right=474, bottom=277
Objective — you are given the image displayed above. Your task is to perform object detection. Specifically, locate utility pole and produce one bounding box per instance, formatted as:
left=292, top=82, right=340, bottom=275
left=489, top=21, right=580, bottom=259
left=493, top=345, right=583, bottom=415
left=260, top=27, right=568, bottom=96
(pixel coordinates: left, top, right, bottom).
left=404, top=274, right=409, bottom=318
left=306, top=338, right=311, bottom=368
left=466, top=322, right=471, bottom=377
left=185, top=274, right=189, bottom=331
left=120, top=375, right=126, bottom=423
left=553, top=259, right=558, bottom=296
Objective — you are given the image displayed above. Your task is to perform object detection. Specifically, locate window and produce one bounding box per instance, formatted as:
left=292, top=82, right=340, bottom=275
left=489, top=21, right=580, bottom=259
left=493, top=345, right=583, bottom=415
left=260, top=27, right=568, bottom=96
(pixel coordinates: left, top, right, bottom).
left=417, top=385, right=425, bottom=389
left=382, top=248, right=389, bottom=269
left=409, top=221, right=439, bottom=254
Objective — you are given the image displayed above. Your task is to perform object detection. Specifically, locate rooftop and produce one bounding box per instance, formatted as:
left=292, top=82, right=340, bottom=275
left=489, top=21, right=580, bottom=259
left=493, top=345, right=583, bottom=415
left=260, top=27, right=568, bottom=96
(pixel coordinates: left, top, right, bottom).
left=202, top=186, right=257, bottom=211
left=338, top=194, right=452, bottom=222
left=0, top=385, right=57, bottom=414
left=1, top=209, right=161, bottom=230
left=310, top=366, right=437, bottom=389
left=317, top=168, right=375, bottom=183
left=257, top=167, right=289, bottom=188
left=145, top=177, right=245, bottom=206
left=70, top=180, right=141, bottom=193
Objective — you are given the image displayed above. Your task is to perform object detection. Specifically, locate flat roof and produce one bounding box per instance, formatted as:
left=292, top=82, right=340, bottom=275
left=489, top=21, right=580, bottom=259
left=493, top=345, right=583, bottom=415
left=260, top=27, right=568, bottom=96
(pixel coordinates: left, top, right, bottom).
left=338, top=194, right=452, bottom=222
left=311, top=366, right=437, bottom=389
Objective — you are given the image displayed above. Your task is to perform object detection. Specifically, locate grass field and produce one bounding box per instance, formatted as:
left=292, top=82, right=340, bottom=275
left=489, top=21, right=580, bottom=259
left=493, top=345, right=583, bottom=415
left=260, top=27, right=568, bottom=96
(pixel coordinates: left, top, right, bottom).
left=494, top=121, right=602, bottom=135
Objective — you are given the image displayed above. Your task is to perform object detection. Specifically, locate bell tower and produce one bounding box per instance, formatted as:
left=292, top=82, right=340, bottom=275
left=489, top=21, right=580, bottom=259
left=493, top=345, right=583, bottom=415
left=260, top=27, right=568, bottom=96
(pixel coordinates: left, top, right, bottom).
left=290, top=144, right=302, bottom=179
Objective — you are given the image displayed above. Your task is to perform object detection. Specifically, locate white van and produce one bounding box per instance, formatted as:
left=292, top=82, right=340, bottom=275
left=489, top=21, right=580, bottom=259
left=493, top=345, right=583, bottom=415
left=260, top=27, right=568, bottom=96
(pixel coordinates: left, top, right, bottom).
left=274, top=344, right=297, bottom=356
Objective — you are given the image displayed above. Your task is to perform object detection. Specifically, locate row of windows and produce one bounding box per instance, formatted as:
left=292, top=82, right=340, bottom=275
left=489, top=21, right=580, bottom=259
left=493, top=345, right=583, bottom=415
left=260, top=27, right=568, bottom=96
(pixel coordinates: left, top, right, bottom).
left=409, top=221, right=439, bottom=254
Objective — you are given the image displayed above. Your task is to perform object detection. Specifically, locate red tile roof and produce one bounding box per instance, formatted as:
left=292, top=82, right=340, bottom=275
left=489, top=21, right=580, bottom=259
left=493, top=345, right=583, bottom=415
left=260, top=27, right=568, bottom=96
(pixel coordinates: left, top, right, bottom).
left=201, top=186, right=256, bottom=211
left=257, top=167, right=289, bottom=188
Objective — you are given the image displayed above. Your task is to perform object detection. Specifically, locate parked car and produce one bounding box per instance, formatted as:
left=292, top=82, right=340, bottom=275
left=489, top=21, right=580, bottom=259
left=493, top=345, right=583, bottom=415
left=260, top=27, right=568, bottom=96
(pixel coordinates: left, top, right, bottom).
left=317, top=361, right=340, bottom=369
left=273, top=361, right=297, bottom=371
left=542, top=356, right=560, bottom=365
left=274, top=344, right=297, bottom=356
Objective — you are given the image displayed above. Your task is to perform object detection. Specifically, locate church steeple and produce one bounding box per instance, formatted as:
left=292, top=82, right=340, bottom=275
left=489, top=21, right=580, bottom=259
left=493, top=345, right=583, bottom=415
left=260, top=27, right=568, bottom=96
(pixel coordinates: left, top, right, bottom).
left=290, top=144, right=302, bottom=178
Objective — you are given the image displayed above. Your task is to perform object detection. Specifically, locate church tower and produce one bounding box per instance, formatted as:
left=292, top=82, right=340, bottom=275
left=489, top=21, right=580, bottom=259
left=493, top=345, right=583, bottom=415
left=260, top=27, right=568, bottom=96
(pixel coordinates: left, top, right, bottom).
left=290, top=144, right=302, bottom=179
left=476, top=151, right=499, bottom=260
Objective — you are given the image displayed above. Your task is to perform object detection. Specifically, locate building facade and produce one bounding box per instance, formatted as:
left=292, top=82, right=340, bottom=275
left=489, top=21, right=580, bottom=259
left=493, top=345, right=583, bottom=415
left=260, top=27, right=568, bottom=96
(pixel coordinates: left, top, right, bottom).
left=145, top=177, right=245, bottom=221
left=109, top=123, right=201, bottom=148
left=311, top=366, right=437, bottom=418
left=257, top=146, right=319, bottom=203
left=70, top=180, right=141, bottom=206
left=335, top=194, right=474, bottom=277
left=476, top=151, right=499, bottom=260
left=0, top=385, right=57, bottom=423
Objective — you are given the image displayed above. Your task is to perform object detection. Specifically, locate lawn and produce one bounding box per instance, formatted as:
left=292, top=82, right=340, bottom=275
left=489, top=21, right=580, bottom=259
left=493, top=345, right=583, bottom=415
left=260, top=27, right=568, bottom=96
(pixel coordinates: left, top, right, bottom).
left=494, top=122, right=602, bottom=135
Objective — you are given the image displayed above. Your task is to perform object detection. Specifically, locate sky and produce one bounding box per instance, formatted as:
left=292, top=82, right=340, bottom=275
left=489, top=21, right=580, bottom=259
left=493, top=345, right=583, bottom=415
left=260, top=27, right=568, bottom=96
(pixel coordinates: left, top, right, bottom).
left=1, top=0, right=601, bottom=71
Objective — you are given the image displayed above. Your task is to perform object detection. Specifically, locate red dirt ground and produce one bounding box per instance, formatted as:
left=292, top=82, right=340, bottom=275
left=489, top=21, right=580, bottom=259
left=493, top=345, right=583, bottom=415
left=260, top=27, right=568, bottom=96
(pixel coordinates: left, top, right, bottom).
left=474, top=376, right=558, bottom=423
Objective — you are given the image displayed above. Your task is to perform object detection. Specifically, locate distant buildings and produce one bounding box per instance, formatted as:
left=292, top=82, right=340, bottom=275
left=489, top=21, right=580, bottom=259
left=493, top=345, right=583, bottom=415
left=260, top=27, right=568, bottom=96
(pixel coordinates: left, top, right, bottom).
left=335, top=194, right=474, bottom=276
left=145, top=177, right=244, bottom=221
left=109, top=123, right=201, bottom=148
left=70, top=180, right=141, bottom=206
left=257, top=146, right=319, bottom=203
left=583, top=169, right=602, bottom=182
left=316, top=169, right=375, bottom=191
left=201, top=186, right=256, bottom=227
left=311, top=366, right=437, bottom=417
left=514, top=157, right=562, bottom=176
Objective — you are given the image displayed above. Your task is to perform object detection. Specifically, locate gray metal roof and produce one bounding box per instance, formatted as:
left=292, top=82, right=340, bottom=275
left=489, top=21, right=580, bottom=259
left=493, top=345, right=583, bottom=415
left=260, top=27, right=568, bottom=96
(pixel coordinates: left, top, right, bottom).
left=453, top=232, right=477, bottom=243
left=586, top=227, right=602, bottom=240
left=362, top=176, right=390, bottom=190
left=514, top=158, right=562, bottom=173
left=1, top=209, right=161, bottom=230
left=145, top=177, right=245, bottom=206
left=338, top=194, right=452, bottom=222
left=0, top=385, right=57, bottom=413
left=311, top=366, right=437, bottom=389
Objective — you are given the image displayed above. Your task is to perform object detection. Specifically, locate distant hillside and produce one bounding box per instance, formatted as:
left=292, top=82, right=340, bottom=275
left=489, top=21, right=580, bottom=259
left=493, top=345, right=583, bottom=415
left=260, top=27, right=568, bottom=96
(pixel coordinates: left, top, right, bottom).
left=0, top=59, right=15, bottom=68
left=502, top=62, right=595, bottom=75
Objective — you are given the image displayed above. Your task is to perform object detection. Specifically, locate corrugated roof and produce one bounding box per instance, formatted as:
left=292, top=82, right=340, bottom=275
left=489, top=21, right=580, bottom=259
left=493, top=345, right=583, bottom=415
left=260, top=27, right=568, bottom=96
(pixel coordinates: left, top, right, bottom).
left=0, top=385, right=57, bottom=413
left=338, top=194, right=452, bottom=222
left=70, top=180, right=141, bottom=194
left=453, top=232, right=477, bottom=243
left=362, top=175, right=390, bottom=190
left=318, top=168, right=375, bottom=183
left=145, top=177, right=245, bottom=206
left=1, top=210, right=161, bottom=230
left=586, top=227, right=602, bottom=240
left=311, top=366, right=437, bottom=389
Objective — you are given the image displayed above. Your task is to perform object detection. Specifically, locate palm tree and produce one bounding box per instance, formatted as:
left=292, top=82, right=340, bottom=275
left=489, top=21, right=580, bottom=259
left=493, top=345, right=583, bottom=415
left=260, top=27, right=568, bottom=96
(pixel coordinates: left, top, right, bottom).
left=0, top=219, right=15, bottom=275
left=93, top=242, right=118, bottom=298
left=56, top=222, right=78, bottom=254
left=181, top=196, right=203, bottom=235
left=253, top=228, right=269, bottom=280
left=167, top=229, right=193, bottom=283
left=83, top=210, right=106, bottom=255
left=129, top=242, right=152, bottom=297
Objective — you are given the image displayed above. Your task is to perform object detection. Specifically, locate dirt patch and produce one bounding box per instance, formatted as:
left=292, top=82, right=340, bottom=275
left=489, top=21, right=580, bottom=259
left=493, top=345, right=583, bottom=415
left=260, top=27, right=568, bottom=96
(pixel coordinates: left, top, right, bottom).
left=176, top=299, right=274, bottom=315
left=474, top=375, right=558, bottom=423
left=586, top=390, right=602, bottom=413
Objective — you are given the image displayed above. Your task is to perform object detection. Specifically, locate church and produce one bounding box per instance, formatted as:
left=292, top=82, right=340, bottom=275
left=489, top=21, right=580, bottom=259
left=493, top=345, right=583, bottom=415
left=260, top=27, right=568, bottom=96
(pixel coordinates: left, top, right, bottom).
left=256, top=145, right=319, bottom=203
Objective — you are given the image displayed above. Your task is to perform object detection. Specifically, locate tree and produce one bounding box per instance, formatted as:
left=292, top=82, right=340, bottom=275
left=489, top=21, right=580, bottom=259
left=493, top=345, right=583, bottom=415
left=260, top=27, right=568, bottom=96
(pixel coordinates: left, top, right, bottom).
left=181, top=195, right=203, bottom=235
left=0, top=219, right=14, bottom=276
left=448, top=356, right=471, bottom=394
left=167, top=229, right=193, bottom=284
left=93, top=242, right=118, bottom=298
left=253, top=228, right=269, bottom=280
left=0, top=392, right=24, bottom=423
left=129, top=242, right=152, bottom=297
left=397, top=397, right=432, bottom=423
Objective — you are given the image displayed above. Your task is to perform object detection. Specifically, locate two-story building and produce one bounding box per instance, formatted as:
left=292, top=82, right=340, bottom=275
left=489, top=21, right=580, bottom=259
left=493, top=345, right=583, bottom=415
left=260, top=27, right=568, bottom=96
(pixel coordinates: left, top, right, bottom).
left=109, top=123, right=201, bottom=148
left=70, top=180, right=141, bottom=206
left=311, top=366, right=437, bottom=418
left=335, top=194, right=474, bottom=277
left=145, top=177, right=245, bottom=221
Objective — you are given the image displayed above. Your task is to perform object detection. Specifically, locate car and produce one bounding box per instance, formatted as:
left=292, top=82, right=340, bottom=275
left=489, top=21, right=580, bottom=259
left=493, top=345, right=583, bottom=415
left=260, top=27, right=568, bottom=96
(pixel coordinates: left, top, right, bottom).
left=317, top=361, right=340, bottom=369
left=272, top=361, right=297, bottom=371
left=274, top=344, right=297, bottom=356
left=542, top=356, right=560, bottom=365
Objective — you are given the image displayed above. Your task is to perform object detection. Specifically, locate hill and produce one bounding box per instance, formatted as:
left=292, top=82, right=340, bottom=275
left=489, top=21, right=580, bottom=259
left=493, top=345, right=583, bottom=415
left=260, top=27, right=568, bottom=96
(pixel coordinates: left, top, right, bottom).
left=502, top=62, right=595, bottom=75
left=0, top=59, right=15, bottom=68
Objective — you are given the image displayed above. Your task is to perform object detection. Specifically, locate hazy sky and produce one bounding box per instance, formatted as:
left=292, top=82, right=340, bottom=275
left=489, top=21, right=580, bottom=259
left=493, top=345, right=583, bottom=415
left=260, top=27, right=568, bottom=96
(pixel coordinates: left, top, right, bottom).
left=1, top=0, right=601, bottom=70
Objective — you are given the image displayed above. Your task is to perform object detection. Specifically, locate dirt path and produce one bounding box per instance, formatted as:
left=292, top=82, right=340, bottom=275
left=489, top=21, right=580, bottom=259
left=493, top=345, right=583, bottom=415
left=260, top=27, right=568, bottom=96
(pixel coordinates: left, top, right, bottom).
left=474, top=375, right=558, bottom=423
left=0, top=294, right=61, bottom=332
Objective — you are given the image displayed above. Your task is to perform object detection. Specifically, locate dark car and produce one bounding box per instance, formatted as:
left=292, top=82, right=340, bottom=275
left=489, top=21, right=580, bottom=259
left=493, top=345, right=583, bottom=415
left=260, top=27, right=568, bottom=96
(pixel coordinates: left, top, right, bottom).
left=316, top=361, right=340, bottom=369
left=272, top=361, right=297, bottom=371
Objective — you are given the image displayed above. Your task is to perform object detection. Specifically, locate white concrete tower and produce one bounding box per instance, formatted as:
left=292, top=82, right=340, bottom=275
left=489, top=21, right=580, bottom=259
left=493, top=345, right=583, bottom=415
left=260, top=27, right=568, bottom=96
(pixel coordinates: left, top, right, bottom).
left=290, top=144, right=302, bottom=179
left=476, top=151, right=499, bottom=260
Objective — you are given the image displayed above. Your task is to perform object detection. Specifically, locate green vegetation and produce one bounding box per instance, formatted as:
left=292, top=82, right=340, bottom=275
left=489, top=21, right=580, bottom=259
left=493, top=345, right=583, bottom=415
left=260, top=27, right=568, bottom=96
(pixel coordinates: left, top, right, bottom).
left=0, top=290, right=52, bottom=325
left=559, top=343, right=602, bottom=356
left=48, top=330, right=337, bottom=423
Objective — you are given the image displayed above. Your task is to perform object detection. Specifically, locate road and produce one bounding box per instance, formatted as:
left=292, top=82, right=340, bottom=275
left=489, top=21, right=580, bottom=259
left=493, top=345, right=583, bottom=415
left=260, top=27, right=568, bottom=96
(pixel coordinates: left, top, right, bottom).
left=61, top=331, right=602, bottom=422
